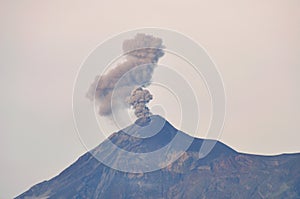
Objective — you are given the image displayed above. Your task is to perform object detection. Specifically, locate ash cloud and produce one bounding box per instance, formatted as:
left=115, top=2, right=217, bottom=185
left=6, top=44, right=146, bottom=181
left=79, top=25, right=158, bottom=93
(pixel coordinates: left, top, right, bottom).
left=87, top=33, right=164, bottom=117
left=128, top=87, right=153, bottom=119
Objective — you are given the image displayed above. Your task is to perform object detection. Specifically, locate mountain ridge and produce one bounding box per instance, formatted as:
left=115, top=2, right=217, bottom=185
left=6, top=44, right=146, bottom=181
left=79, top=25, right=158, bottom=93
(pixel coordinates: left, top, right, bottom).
left=16, top=115, right=300, bottom=199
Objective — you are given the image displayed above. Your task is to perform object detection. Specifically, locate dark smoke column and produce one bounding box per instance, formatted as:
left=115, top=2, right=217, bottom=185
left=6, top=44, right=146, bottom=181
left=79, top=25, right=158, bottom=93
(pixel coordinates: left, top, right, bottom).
left=128, top=87, right=153, bottom=121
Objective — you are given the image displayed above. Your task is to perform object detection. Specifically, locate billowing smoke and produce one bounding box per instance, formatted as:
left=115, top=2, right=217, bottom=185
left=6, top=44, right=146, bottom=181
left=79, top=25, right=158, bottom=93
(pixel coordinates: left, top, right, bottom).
left=128, top=87, right=153, bottom=119
left=87, top=33, right=164, bottom=118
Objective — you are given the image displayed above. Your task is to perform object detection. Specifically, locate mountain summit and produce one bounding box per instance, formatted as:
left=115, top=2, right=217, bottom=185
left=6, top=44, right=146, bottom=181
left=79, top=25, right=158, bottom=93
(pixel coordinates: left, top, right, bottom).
left=16, top=116, right=300, bottom=199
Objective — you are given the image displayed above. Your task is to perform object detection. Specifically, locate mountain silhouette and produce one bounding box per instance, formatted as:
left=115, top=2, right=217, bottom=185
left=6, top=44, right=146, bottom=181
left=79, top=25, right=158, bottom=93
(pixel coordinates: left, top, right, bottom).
left=16, top=115, right=300, bottom=199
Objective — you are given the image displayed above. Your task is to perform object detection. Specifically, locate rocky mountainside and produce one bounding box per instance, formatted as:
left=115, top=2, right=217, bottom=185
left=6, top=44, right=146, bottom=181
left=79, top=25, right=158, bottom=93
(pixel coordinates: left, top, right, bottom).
left=16, top=115, right=300, bottom=199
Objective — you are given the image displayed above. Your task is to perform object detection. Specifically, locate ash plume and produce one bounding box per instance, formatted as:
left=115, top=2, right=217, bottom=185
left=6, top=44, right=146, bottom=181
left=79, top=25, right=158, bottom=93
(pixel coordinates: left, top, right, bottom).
left=87, top=33, right=164, bottom=117
left=128, top=87, right=153, bottom=119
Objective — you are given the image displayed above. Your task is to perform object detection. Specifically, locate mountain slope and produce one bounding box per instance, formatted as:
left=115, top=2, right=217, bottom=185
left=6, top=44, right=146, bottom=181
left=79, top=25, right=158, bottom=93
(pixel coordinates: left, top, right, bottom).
left=16, top=115, right=300, bottom=199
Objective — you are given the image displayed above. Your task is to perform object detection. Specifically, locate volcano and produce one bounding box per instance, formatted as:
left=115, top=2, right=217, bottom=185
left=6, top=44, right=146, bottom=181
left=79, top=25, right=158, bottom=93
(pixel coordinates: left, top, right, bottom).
left=16, top=115, right=300, bottom=199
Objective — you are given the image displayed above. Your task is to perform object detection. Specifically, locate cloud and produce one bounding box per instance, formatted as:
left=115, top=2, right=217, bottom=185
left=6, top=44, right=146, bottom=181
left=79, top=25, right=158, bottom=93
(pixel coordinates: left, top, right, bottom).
left=128, top=87, right=153, bottom=119
left=87, top=33, right=164, bottom=117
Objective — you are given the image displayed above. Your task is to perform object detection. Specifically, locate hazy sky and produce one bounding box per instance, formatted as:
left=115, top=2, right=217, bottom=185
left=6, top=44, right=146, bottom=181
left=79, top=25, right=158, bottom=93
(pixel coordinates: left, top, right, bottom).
left=1, top=1, right=300, bottom=198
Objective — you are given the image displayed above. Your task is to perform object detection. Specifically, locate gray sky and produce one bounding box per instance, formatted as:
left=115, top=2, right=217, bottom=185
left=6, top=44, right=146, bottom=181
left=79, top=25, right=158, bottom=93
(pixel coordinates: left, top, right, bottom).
left=1, top=1, right=299, bottom=198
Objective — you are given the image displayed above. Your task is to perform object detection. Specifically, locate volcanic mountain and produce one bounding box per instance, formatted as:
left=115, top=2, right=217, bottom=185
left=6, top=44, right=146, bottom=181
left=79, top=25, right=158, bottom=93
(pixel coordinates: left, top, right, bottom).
left=16, top=115, right=300, bottom=199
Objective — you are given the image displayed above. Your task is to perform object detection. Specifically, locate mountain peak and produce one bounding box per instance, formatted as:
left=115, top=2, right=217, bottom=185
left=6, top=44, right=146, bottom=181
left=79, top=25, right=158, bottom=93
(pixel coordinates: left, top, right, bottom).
left=134, top=114, right=166, bottom=126
left=121, top=114, right=174, bottom=138
left=16, top=115, right=300, bottom=199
